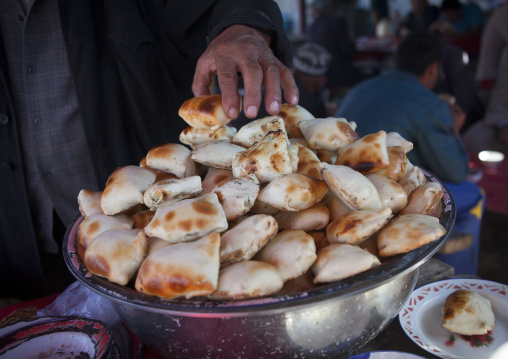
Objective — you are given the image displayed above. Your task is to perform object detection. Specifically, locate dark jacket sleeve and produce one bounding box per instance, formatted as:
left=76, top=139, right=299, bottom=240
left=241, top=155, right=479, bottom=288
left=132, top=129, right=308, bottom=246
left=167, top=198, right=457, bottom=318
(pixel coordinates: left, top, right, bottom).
left=150, top=0, right=292, bottom=67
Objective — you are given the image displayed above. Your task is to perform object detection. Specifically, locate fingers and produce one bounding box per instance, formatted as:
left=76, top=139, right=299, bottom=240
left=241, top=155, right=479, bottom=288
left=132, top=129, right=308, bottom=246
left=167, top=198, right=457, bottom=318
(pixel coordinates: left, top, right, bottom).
left=192, top=56, right=214, bottom=97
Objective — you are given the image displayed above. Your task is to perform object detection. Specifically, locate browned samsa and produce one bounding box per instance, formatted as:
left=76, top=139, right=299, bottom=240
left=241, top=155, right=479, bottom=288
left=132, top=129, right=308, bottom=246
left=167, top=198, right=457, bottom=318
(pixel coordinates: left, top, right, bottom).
left=178, top=94, right=234, bottom=130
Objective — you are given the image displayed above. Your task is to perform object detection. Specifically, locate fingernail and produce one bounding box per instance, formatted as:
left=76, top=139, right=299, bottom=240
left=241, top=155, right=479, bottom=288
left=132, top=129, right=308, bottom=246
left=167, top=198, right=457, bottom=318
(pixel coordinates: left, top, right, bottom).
left=228, top=108, right=238, bottom=119
left=291, top=95, right=298, bottom=105
left=246, top=105, right=257, bottom=118
left=269, top=101, right=280, bottom=113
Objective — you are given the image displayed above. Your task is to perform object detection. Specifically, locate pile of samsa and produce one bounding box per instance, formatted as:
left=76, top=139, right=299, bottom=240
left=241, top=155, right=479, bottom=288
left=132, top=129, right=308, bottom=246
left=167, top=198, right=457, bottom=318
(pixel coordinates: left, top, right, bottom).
left=76, top=94, right=447, bottom=301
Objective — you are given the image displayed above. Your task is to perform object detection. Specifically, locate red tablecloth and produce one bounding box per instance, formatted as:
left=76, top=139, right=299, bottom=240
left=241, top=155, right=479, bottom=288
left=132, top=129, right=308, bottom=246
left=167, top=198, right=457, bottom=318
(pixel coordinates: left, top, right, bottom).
left=469, top=152, right=508, bottom=216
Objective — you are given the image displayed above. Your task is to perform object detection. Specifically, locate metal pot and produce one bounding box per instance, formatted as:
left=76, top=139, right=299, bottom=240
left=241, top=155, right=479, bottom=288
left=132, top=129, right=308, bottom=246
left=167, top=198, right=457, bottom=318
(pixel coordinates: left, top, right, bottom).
left=63, top=172, right=455, bottom=359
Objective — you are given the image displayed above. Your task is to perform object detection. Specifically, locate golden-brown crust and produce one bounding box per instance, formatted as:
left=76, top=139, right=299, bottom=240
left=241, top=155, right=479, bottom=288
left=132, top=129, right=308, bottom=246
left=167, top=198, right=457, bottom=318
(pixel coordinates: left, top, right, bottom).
left=178, top=94, right=233, bottom=130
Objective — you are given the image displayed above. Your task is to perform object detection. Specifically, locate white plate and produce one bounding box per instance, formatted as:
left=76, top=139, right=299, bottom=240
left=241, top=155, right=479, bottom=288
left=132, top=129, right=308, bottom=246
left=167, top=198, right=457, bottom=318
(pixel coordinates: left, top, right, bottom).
left=348, top=351, right=426, bottom=358
left=399, top=278, right=508, bottom=359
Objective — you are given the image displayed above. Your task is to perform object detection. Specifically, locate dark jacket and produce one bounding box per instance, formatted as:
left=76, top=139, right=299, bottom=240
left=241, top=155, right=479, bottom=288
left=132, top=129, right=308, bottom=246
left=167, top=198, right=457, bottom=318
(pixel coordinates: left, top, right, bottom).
left=0, top=0, right=291, bottom=299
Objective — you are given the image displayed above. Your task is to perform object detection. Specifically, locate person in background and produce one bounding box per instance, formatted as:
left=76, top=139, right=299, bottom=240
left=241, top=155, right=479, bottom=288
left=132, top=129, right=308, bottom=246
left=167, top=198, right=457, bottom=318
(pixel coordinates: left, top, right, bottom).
left=292, top=42, right=332, bottom=118
left=335, top=31, right=484, bottom=275
left=399, top=0, right=440, bottom=34
left=463, top=4, right=508, bottom=153
left=431, top=0, right=485, bottom=36
left=306, top=0, right=366, bottom=100
left=370, top=0, right=390, bottom=35
left=0, top=1, right=299, bottom=301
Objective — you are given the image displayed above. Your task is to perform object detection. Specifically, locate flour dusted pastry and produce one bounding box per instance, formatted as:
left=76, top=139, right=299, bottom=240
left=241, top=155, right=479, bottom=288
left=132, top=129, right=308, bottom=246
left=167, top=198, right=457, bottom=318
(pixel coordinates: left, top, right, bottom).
left=77, top=213, right=134, bottom=248
left=211, top=260, right=283, bottom=300
left=366, top=173, right=408, bottom=213
left=135, top=232, right=220, bottom=299
left=77, top=189, right=104, bottom=217
left=232, top=115, right=287, bottom=148
left=232, top=129, right=293, bottom=183
left=144, top=192, right=228, bottom=243
left=191, top=142, right=245, bottom=170
left=145, top=143, right=197, bottom=178
left=442, top=289, right=496, bottom=335
left=312, top=243, right=381, bottom=284
left=326, top=208, right=393, bottom=245
left=179, top=125, right=237, bottom=148
left=143, top=176, right=202, bottom=210
left=212, top=175, right=260, bottom=221
left=256, top=173, right=328, bottom=211
left=298, top=117, right=359, bottom=151
left=219, top=214, right=278, bottom=266
left=201, top=168, right=233, bottom=193
left=398, top=166, right=426, bottom=195
left=335, top=131, right=389, bottom=175
left=100, top=165, right=156, bottom=216
left=377, top=214, right=446, bottom=256
left=296, top=143, right=321, bottom=179
left=278, top=103, right=315, bottom=138
left=319, top=163, right=382, bottom=211
left=178, top=94, right=234, bottom=130
left=400, top=182, right=443, bottom=215
left=249, top=195, right=281, bottom=215
left=84, top=229, right=148, bottom=285
left=274, top=203, right=330, bottom=231
left=386, top=132, right=413, bottom=153
left=255, top=230, right=317, bottom=282
left=374, top=146, right=407, bottom=182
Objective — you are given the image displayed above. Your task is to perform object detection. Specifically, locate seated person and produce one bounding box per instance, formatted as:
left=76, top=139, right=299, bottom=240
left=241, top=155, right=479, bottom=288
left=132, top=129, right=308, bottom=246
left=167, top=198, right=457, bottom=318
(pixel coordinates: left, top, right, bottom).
left=463, top=4, right=508, bottom=154
left=335, top=31, right=484, bottom=275
left=292, top=42, right=332, bottom=118
left=431, top=0, right=485, bottom=36
left=400, top=0, right=440, bottom=33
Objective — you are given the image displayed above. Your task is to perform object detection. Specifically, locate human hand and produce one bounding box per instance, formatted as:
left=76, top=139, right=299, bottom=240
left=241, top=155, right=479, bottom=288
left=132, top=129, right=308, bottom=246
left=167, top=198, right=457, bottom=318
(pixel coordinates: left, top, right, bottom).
left=449, top=102, right=466, bottom=134
left=192, top=24, right=299, bottom=120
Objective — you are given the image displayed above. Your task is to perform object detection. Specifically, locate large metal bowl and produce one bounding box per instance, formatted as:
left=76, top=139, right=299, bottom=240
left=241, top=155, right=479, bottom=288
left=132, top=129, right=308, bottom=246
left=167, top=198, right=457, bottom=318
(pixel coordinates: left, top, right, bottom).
left=63, top=171, right=455, bottom=359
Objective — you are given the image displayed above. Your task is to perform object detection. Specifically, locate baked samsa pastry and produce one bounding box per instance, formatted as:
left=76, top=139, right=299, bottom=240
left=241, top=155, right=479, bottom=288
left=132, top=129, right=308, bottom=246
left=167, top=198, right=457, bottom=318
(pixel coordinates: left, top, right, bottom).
left=135, top=232, right=220, bottom=299
left=366, top=173, right=408, bottom=213
left=398, top=166, right=426, bottom=195
left=84, top=229, right=148, bottom=285
left=319, top=163, right=382, bottom=211
left=211, top=260, right=283, bottom=300
left=386, top=132, right=413, bottom=153
left=212, top=175, right=260, bottom=221
left=145, top=143, right=197, bottom=178
left=100, top=165, right=156, bottom=216
left=255, top=230, right=317, bottom=282
left=146, top=237, right=171, bottom=255
left=298, top=117, right=359, bottom=151
left=232, top=129, right=293, bottom=183
left=373, top=146, right=407, bottom=182
left=335, top=131, right=389, bottom=175
left=77, top=189, right=103, bottom=217
left=256, top=174, right=328, bottom=211
left=178, top=94, right=234, bottom=130
left=144, top=192, right=228, bottom=243
left=442, top=289, right=496, bottom=335
left=219, top=214, right=278, bottom=266
left=232, top=115, right=287, bottom=148
left=326, top=208, right=393, bottom=245
left=400, top=182, right=443, bottom=216
left=296, top=144, right=321, bottom=179
left=179, top=125, right=237, bottom=148
left=278, top=103, right=315, bottom=138
left=320, top=191, right=352, bottom=222
left=201, top=168, right=233, bottom=193
left=312, top=243, right=381, bottom=284
left=77, top=213, right=134, bottom=248
left=274, top=203, right=330, bottom=232
left=191, top=142, right=245, bottom=170
left=131, top=209, right=155, bottom=230
left=143, top=176, right=202, bottom=210
left=377, top=214, right=446, bottom=256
